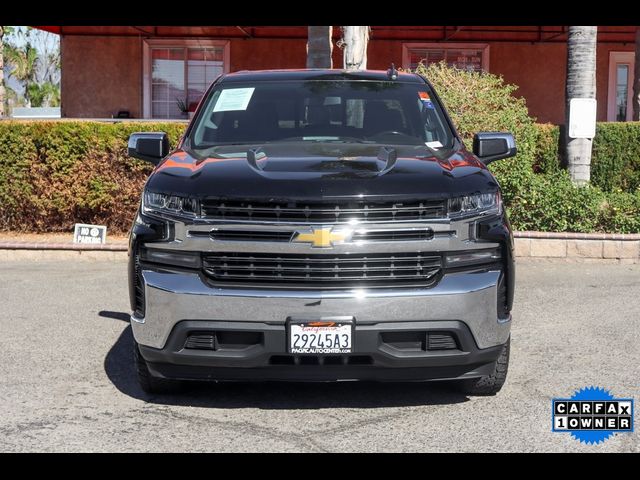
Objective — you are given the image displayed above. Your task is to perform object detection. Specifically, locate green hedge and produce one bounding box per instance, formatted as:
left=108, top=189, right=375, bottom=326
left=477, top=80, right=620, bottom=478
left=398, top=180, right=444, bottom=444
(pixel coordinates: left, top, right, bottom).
left=0, top=119, right=639, bottom=235
left=534, top=122, right=640, bottom=193
left=506, top=169, right=640, bottom=233
left=0, top=121, right=186, bottom=234
left=502, top=123, right=640, bottom=234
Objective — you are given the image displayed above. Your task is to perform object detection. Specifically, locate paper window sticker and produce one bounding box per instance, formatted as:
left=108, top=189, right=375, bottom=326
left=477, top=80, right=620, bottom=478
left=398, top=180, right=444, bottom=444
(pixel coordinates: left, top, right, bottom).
left=418, top=91, right=430, bottom=100
left=426, top=141, right=443, bottom=149
left=422, top=100, right=435, bottom=109
left=213, top=88, right=256, bottom=112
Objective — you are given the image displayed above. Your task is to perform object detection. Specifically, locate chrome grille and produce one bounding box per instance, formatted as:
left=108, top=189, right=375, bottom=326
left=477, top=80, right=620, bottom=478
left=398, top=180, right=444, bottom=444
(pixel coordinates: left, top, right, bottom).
left=200, top=199, right=446, bottom=223
left=193, top=228, right=436, bottom=243
left=202, top=252, right=442, bottom=288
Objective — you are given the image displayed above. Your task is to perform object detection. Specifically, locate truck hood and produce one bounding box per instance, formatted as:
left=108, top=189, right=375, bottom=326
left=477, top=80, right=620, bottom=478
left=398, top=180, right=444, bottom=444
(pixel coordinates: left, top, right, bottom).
left=146, top=142, right=499, bottom=201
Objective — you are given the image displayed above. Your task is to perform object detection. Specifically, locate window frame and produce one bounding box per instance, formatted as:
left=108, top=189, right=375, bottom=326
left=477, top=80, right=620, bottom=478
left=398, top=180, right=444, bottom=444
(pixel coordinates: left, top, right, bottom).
left=607, top=51, right=635, bottom=122
left=142, top=38, right=230, bottom=119
left=401, top=42, right=490, bottom=72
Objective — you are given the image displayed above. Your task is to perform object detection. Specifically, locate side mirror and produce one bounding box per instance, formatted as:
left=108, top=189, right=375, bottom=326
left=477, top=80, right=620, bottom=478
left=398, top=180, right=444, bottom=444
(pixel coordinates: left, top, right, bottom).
left=473, top=132, right=517, bottom=165
left=128, top=132, right=170, bottom=165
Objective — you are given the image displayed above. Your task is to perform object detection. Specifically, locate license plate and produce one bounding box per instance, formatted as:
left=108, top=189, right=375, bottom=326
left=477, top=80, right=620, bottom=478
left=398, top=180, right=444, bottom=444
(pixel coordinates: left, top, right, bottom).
left=289, top=320, right=353, bottom=354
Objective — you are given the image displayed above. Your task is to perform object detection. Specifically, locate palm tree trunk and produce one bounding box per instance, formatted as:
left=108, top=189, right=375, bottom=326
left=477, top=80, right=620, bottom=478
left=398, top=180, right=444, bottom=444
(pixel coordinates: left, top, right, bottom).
left=633, top=27, right=640, bottom=121
left=306, top=26, right=333, bottom=69
left=341, top=26, right=369, bottom=70
left=564, top=26, right=598, bottom=185
left=0, top=26, right=5, bottom=118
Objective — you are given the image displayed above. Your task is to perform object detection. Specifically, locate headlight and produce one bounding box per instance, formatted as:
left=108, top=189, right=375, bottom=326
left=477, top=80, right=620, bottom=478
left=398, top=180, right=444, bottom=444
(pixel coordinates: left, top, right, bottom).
left=448, top=191, right=501, bottom=218
left=142, top=191, right=200, bottom=217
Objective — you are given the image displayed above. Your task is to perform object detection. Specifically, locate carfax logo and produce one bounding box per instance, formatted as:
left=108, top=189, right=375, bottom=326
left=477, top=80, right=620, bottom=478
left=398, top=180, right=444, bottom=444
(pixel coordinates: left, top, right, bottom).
left=552, top=386, right=634, bottom=444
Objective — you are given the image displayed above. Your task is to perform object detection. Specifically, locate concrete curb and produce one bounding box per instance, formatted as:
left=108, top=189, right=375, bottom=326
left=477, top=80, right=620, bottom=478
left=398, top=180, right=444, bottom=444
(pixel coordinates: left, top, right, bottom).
left=513, top=232, right=639, bottom=263
left=0, top=232, right=638, bottom=263
left=0, top=241, right=127, bottom=251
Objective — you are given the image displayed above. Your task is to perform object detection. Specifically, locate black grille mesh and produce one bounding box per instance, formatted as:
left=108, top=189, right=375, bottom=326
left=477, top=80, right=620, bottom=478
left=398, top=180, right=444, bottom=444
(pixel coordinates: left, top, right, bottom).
left=201, top=199, right=446, bottom=223
left=203, top=252, right=442, bottom=288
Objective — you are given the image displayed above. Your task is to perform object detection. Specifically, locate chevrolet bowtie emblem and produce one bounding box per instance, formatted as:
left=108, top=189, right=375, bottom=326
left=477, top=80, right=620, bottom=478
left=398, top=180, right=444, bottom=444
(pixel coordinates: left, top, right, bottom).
left=292, top=227, right=350, bottom=248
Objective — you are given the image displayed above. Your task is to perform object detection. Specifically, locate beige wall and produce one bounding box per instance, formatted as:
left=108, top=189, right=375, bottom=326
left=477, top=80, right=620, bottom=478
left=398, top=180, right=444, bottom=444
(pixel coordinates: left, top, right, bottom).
left=61, top=36, right=142, bottom=118
left=60, top=35, right=635, bottom=124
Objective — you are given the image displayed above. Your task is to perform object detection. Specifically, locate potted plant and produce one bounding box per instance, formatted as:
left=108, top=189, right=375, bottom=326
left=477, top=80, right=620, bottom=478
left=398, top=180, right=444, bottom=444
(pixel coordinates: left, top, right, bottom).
left=175, top=97, right=189, bottom=119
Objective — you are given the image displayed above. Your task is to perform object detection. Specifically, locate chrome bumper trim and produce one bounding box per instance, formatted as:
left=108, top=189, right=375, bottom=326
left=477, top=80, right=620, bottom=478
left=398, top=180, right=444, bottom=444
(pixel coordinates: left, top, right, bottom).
left=131, top=268, right=510, bottom=351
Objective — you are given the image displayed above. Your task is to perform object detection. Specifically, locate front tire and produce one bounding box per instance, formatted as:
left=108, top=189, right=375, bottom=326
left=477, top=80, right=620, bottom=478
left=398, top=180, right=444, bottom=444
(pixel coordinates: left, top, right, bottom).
left=134, top=341, right=184, bottom=394
left=455, top=338, right=510, bottom=396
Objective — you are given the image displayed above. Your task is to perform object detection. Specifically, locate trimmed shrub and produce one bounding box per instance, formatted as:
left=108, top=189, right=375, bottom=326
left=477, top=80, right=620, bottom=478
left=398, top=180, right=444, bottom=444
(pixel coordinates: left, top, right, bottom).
left=0, top=121, right=187, bottom=234
left=532, top=122, right=640, bottom=193
left=532, top=123, right=562, bottom=175
left=595, top=189, right=640, bottom=233
left=416, top=63, right=640, bottom=233
left=507, top=171, right=602, bottom=232
left=591, top=122, right=640, bottom=193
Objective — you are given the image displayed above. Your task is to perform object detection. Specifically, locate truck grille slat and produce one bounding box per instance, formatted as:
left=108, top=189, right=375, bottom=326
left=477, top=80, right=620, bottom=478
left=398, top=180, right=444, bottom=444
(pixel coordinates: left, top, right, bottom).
left=203, top=252, right=442, bottom=289
left=206, top=255, right=439, bottom=265
left=201, top=200, right=446, bottom=223
left=198, top=228, right=436, bottom=243
left=210, top=230, right=294, bottom=242
left=205, top=264, right=433, bottom=272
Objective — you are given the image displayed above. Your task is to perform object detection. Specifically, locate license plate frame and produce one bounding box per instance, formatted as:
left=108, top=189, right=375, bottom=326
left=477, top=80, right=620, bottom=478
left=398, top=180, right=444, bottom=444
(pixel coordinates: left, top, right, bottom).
left=287, top=316, right=354, bottom=355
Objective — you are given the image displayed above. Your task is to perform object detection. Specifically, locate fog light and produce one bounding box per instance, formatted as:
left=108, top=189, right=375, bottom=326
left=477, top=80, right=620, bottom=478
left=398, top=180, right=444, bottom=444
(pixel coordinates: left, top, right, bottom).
left=142, top=249, right=201, bottom=268
left=445, top=248, right=501, bottom=267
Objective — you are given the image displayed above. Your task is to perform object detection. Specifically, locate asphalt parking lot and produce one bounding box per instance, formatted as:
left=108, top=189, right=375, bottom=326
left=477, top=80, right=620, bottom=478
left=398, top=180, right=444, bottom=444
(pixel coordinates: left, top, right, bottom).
left=0, top=258, right=638, bottom=452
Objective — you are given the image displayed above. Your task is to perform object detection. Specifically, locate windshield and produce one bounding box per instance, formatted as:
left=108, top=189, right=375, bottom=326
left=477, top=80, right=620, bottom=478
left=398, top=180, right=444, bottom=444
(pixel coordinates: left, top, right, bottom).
left=189, top=80, right=455, bottom=152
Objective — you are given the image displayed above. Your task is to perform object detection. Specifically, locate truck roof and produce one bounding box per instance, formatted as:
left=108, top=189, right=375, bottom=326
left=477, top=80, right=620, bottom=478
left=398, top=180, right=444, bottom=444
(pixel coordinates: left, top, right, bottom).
left=221, top=68, right=424, bottom=83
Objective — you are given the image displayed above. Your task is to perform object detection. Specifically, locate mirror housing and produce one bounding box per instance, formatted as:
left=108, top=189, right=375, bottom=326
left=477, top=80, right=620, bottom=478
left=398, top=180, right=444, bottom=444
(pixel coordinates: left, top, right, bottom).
left=473, top=132, right=517, bottom=165
left=128, top=132, right=170, bottom=165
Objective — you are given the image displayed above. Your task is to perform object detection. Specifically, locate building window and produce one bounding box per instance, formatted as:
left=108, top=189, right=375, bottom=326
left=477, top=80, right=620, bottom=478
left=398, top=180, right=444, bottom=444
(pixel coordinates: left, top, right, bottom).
left=607, top=52, right=635, bottom=122
left=402, top=43, right=489, bottom=72
left=143, top=40, right=230, bottom=119
left=616, top=64, right=630, bottom=121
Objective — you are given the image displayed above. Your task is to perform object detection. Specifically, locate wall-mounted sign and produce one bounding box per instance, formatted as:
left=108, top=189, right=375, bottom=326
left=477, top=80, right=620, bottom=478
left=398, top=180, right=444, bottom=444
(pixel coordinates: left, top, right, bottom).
left=73, top=223, right=107, bottom=244
left=569, top=98, right=597, bottom=139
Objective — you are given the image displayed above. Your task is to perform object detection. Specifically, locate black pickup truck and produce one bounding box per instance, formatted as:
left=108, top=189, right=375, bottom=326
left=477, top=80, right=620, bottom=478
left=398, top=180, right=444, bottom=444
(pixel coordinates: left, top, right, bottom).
left=127, top=68, right=516, bottom=395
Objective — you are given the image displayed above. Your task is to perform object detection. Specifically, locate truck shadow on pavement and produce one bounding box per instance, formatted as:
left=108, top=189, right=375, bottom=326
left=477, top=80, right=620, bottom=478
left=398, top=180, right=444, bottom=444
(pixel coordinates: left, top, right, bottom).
left=101, top=310, right=471, bottom=409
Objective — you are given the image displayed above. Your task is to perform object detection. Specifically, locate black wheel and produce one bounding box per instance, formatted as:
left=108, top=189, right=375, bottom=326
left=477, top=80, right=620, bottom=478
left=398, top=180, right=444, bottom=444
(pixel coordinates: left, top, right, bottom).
left=455, top=338, right=510, bottom=396
left=134, top=341, right=184, bottom=394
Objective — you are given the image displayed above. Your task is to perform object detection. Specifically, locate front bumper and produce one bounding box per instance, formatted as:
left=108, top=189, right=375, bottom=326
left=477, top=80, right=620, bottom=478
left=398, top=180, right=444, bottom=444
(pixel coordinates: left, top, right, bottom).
left=139, top=319, right=505, bottom=382
left=132, top=267, right=510, bottom=381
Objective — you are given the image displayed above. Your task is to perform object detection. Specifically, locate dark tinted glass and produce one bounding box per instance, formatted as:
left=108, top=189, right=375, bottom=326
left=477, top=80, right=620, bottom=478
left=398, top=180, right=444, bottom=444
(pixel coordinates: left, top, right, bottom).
left=190, top=80, right=454, bottom=150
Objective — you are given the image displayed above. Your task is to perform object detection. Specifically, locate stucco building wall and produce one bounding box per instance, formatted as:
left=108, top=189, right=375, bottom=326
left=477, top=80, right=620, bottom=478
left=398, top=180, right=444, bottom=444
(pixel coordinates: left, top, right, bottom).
left=60, top=35, right=634, bottom=124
